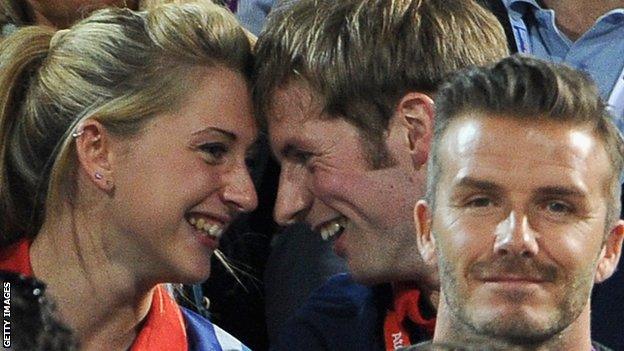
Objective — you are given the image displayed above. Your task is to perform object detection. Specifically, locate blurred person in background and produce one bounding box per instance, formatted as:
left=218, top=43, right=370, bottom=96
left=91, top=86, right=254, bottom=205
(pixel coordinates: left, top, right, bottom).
left=0, top=270, right=78, bottom=350
left=0, top=0, right=213, bottom=35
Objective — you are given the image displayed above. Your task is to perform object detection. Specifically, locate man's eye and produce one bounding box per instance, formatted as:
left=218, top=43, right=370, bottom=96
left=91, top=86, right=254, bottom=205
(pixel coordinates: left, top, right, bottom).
left=199, top=143, right=228, bottom=162
left=292, top=150, right=313, bottom=164
left=544, top=200, right=572, bottom=214
left=465, top=197, right=492, bottom=208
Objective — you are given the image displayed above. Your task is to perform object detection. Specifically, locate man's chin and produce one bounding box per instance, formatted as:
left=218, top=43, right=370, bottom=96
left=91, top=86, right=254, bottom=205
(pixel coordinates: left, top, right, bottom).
left=467, top=308, right=562, bottom=345
left=349, top=264, right=393, bottom=286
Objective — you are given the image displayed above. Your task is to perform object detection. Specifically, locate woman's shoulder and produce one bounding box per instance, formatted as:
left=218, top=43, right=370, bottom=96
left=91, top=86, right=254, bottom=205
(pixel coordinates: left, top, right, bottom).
left=180, top=306, right=251, bottom=351
left=0, top=239, right=33, bottom=275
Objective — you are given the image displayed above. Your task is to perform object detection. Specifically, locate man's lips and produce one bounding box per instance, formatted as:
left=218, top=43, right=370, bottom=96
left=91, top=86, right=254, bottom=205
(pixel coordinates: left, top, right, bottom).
left=480, top=275, right=547, bottom=284
left=470, top=259, right=558, bottom=284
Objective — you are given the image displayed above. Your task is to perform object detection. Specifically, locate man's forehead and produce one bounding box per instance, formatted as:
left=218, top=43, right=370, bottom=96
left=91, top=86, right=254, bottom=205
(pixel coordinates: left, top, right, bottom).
left=268, top=80, right=327, bottom=124
left=440, top=113, right=600, bottom=158
left=437, top=114, right=611, bottom=196
left=266, top=81, right=322, bottom=158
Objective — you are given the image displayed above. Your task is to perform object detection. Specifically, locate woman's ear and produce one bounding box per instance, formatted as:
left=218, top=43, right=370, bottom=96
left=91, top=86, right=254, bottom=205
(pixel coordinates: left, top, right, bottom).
left=73, top=119, right=115, bottom=192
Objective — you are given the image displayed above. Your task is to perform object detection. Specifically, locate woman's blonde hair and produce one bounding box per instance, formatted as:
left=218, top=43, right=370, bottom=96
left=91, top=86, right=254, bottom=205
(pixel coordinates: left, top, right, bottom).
left=0, top=1, right=253, bottom=245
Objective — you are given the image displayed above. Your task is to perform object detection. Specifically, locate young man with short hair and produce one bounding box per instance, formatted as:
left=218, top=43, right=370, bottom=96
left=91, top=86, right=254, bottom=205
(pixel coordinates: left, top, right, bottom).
left=255, top=0, right=509, bottom=349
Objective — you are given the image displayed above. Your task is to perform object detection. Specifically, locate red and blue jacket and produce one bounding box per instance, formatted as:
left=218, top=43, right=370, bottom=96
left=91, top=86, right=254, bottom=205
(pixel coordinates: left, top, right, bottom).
left=0, top=240, right=249, bottom=351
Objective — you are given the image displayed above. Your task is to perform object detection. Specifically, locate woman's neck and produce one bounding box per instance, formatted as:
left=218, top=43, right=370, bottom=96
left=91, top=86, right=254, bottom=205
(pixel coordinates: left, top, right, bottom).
left=541, top=0, right=624, bottom=41
left=30, top=210, right=153, bottom=350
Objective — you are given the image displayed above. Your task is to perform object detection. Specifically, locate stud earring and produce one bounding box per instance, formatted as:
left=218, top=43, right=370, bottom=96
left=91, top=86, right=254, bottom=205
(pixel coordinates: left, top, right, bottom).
left=94, top=172, right=103, bottom=180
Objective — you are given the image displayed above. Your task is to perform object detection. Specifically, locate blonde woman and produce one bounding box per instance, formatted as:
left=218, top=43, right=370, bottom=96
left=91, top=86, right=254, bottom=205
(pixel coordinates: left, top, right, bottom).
left=0, top=2, right=257, bottom=350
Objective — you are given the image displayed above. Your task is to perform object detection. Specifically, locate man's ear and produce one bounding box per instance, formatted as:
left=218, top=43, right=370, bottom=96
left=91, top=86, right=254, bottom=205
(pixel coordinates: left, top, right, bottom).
left=415, top=199, right=437, bottom=266
left=595, top=220, right=624, bottom=283
left=397, top=92, right=434, bottom=170
left=73, top=119, right=115, bottom=192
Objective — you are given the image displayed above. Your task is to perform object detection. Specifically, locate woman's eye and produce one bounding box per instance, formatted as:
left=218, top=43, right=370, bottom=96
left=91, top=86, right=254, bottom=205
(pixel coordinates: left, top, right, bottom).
left=199, top=143, right=228, bottom=163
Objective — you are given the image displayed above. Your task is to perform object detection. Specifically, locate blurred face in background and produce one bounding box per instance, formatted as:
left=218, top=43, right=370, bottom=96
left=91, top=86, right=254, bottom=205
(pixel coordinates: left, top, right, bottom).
left=27, top=0, right=139, bottom=27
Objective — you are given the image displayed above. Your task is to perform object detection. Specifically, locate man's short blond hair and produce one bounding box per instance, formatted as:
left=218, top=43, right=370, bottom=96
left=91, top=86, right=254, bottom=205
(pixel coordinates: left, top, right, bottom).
left=255, top=0, right=509, bottom=168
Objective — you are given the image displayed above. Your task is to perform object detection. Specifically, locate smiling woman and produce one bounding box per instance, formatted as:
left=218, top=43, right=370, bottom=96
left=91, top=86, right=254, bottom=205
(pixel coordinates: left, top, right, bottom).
left=0, top=2, right=256, bottom=350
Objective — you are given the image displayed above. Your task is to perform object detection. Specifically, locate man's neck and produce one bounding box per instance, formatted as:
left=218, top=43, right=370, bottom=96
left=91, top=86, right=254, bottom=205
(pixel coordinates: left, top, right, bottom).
left=541, top=0, right=624, bottom=41
left=433, top=296, right=594, bottom=351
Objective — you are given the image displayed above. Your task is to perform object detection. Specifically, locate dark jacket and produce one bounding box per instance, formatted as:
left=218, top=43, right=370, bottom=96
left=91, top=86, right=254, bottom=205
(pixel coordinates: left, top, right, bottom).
left=271, top=273, right=431, bottom=351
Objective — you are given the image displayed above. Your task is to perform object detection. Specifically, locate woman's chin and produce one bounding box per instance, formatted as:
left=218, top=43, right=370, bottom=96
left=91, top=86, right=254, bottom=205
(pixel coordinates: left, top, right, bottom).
left=157, top=259, right=212, bottom=286
left=179, top=262, right=212, bottom=285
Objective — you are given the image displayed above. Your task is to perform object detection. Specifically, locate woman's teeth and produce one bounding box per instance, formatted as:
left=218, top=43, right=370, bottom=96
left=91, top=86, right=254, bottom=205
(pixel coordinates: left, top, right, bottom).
left=188, top=217, right=224, bottom=239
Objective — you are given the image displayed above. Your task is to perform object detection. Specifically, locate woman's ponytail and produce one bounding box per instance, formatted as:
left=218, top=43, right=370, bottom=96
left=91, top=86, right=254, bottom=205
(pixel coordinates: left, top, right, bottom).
left=0, top=26, right=53, bottom=244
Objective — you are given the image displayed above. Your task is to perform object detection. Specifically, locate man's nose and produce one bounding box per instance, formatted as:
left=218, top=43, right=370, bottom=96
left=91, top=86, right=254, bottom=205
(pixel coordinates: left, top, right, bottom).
left=274, top=166, right=313, bottom=226
left=493, top=211, right=539, bottom=258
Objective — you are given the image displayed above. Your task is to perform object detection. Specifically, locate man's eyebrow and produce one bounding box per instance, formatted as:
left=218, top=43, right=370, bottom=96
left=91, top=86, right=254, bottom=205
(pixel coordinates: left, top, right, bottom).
left=454, top=176, right=503, bottom=193
left=273, top=137, right=315, bottom=161
left=535, top=185, right=586, bottom=198
left=455, top=177, right=587, bottom=198
left=192, top=127, right=236, bottom=141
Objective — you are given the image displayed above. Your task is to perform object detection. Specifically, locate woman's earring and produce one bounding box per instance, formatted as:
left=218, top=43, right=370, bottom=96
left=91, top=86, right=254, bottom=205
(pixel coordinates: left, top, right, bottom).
left=94, top=171, right=113, bottom=191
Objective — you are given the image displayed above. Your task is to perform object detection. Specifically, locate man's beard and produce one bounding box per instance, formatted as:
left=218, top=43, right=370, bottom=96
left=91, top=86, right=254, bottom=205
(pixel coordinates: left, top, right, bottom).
left=439, top=251, right=595, bottom=346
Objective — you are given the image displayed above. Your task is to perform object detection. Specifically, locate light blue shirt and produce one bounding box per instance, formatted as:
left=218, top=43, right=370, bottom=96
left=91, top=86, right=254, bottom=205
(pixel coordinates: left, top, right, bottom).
left=236, top=0, right=275, bottom=35
left=503, top=0, right=624, bottom=120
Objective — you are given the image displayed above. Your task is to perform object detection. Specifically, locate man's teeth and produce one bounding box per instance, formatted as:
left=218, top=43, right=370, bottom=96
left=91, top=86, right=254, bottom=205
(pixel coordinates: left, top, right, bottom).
left=188, top=217, right=224, bottom=238
left=320, top=218, right=347, bottom=241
